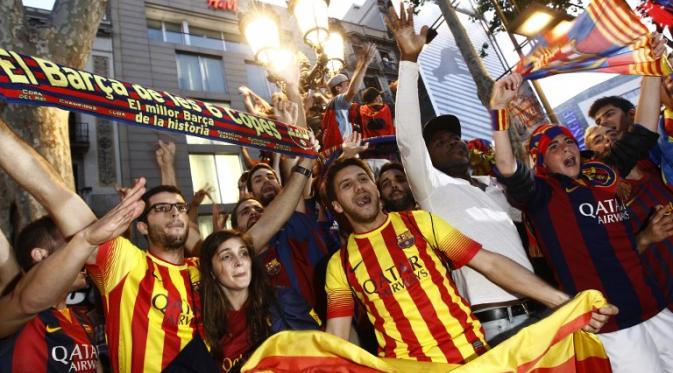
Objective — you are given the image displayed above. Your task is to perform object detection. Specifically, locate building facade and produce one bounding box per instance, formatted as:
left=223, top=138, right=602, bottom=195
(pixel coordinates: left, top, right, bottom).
left=56, top=0, right=403, bottom=234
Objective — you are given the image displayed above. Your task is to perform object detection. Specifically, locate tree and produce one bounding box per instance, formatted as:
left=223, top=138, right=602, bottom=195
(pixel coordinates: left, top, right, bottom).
left=0, top=0, right=108, bottom=236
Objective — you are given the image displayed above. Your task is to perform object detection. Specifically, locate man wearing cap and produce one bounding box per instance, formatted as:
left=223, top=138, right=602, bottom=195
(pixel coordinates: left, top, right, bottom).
left=360, top=87, right=395, bottom=139
left=321, top=44, right=376, bottom=150
left=385, top=5, right=538, bottom=342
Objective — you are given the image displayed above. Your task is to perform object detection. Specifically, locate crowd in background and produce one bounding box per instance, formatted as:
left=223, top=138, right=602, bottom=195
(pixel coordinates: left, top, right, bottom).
left=1, top=5, right=673, bottom=373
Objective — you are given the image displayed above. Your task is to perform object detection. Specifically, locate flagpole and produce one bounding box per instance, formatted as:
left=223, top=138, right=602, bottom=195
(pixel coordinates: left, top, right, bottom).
left=489, top=0, right=560, bottom=124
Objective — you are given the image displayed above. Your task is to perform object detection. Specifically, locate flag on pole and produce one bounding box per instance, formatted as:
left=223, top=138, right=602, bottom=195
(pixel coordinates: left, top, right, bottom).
left=241, top=290, right=611, bottom=372
left=516, top=0, right=672, bottom=79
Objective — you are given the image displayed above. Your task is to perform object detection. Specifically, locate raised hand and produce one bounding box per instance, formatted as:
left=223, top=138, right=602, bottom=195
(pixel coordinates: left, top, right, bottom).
left=340, top=132, right=369, bottom=159
left=356, top=42, right=377, bottom=70
left=82, top=178, right=147, bottom=246
left=490, top=73, right=523, bottom=110
left=212, top=204, right=229, bottom=232
left=155, top=139, right=176, bottom=168
left=651, top=32, right=667, bottom=59
left=384, top=4, right=429, bottom=62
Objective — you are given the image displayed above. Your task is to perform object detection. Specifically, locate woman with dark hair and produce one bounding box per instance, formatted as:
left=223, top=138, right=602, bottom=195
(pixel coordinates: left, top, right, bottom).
left=200, top=230, right=319, bottom=373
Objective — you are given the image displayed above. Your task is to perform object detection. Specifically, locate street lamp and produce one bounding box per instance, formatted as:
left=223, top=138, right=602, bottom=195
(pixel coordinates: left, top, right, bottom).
left=288, top=0, right=331, bottom=49
left=324, top=31, right=345, bottom=75
left=489, top=0, right=566, bottom=124
left=239, top=0, right=344, bottom=93
left=509, top=3, right=574, bottom=38
left=238, top=8, right=281, bottom=65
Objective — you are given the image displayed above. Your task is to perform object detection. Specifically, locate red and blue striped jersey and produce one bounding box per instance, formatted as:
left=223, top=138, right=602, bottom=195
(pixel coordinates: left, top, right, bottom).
left=499, top=131, right=667, bottom=332
left=623, top=160, right=673, bottom=304
left=0, top=308, right=98, bottom=372
left=263, top=211, right=330, bottom=309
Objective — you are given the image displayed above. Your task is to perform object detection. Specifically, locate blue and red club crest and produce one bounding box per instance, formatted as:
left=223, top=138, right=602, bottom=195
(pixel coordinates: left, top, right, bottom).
left=397, top=231, right=416, bottom=249
left=581, top=161, right=617, bottom=189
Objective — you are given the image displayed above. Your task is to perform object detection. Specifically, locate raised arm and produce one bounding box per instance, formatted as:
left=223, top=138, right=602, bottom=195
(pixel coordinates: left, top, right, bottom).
left=385, top=4, right=440, bottom=203
left=635, top=33, right=666, bottom=133
left=155, top=139, right=177, bottom=187
left=344, top=44, right=376, bottom=103
left=0, top=118, right=96, bottom=236
left=0, top=178, right=145, bottom=338
left=490, top=74, right=523, bottom=177
left=246, top=138, right=319, bottom=251
left=635, top=76, right=662, bottom=133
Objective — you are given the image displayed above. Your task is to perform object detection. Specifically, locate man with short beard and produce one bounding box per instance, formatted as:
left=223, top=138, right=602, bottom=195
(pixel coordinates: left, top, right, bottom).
left=377, top=162, right=417, bottom=212
left=0, top=115, right=219, bottom=372
left=322, top=157, right=616, bottom=364
left=239, top=160, right=331, bottom=312
left=247, top=163, right=282, bottom=207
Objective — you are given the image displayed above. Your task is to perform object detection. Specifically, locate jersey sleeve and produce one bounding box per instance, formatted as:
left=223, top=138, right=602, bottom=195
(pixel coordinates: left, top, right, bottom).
left=85, top=236, right=144, bottom=294
left=417, top=211, right=481, bottom=269
left=325, top=252, right=355, bottom=320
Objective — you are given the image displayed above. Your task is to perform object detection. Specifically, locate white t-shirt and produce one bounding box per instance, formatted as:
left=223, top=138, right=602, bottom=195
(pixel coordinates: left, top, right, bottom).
left=395, top=61, right=533, bottom=306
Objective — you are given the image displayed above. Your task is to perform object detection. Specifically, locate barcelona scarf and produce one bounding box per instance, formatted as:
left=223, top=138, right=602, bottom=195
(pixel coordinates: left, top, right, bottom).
left=0, top=49, right=317, bottom=158
left=241, top=290, right=612, bottom=372
left=516, top=0, right=672, bottom=79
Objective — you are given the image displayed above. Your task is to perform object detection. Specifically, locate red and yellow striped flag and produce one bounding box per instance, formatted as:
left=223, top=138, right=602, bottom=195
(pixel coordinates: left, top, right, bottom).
left=517, top=0, right=672, bottom=79
left=241, top=290, right=611, bottom=372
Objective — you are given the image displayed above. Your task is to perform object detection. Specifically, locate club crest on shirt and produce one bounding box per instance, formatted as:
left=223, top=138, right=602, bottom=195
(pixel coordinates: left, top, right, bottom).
left=396, top=231, right=415, bottom=249
left=265, top=258, right=282, bottom=276
left=581, top=161, right=616, bottom=189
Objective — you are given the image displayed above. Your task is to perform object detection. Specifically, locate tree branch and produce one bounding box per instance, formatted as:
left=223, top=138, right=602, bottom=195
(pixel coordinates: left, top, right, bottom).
left=0, top=0, right=29, bottom=52
left=50, top=0, right=108, bottom=67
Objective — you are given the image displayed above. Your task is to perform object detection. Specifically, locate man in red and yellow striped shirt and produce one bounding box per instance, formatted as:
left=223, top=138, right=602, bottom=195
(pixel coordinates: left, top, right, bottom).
left=85, top=185, right=203, bottom=373
left=323, top=157, right=616, bottom=364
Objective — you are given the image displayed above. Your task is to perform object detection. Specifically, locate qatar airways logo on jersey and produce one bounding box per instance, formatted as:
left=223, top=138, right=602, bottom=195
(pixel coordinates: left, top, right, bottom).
left=51, top=343, right=98, bottom=371
left=152, top=291, right=199, bottom=327
left=360, top=255, right=429, bottom=298
left=578, top=197, right=629, bottom=224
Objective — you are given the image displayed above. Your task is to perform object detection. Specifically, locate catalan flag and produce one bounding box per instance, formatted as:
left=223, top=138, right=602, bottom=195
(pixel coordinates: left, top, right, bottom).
left=241, top=290, right=611, bottom=372
left=516, top=0, right=672, bottom=79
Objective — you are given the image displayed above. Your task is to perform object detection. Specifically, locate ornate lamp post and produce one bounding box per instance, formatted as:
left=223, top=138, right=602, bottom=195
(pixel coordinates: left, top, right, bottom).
left=238, top=0, right=344, bottom=93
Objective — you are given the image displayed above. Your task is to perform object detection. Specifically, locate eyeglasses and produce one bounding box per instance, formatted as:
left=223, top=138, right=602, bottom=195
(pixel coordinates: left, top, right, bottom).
left=147, top=202, right=189, bottom=214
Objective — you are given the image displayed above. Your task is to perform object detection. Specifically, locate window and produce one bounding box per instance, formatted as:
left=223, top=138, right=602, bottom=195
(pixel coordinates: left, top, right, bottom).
left=189, top=26, right=226, bottom=50
left=245, top=64, right=276, bottom=101
left=188, top=153, right=243, bottom=205
left=147, top=20, right=163, bottom=41
left=176, top=53, right=226, bottom=93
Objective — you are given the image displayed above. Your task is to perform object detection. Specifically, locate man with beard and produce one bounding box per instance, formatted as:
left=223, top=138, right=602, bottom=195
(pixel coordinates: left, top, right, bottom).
left=0, top=117, right=219, bottom=373
left=377, top=162, right=417, bottom=212
left=385, top=5, right=537, bottom=342
left=322, top=157, right=617, bottom=364
left=0, top=183, right=145, bottom=372
left=231, top=191, right=329, bottom=311
left=240, top=157, right=330, bottom=312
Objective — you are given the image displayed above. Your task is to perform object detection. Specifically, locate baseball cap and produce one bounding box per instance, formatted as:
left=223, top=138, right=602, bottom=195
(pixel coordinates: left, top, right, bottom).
left=328, top=74, right=349, bottom=90
left=422, top=114, right=461, bottom=143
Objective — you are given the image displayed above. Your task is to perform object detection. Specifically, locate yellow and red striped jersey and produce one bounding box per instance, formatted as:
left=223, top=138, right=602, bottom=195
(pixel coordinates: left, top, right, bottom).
left=86, top=237, right=201, bottom=373
left=325, top=211, right=486, bottom=364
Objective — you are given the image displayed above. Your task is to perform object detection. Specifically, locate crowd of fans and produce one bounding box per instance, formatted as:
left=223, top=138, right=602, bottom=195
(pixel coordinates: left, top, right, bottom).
left=1, top=5, right=673, bottom=373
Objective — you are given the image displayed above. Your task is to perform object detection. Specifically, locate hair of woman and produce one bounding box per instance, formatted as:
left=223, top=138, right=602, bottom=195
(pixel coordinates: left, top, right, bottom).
left=199, top=229, right=276, bottom=360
